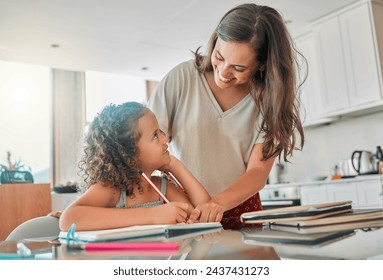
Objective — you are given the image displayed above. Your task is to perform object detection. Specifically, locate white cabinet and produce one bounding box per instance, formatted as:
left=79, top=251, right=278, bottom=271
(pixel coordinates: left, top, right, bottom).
left=312, top=1, right=383, bottom=116
left=300, top=177, right=382, bottom=208
left=326, top=182, right=359, bottom=208
left=357, top=179, right=382, bottom=208
left=314, top=17, right=349, bottom=113
left=300, top=184, right=328, bottom=205
left=340, top=3, right=381, bottom=107
left=295, top=33, right=327, bottom=125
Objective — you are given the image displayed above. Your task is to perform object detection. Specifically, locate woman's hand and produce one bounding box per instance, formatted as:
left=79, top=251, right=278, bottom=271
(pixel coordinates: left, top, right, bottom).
left=187, top=200, right=224, bottom=223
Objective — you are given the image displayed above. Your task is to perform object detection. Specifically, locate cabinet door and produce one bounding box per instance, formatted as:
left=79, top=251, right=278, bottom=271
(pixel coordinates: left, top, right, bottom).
left=300, top=185, right=328, bottom=205
left=357, top=179, right=383, bottom=208
left=340, top=3, right=381, bottom=107
left=295, top=34, right=325, bottom=124
left=326, top=182, right=359, bottom=207
left=314, top=17, right=349, bottom=113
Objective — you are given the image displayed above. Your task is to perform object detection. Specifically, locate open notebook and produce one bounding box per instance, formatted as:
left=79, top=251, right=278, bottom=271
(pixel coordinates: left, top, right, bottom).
left=59, top=222, right=223, bottom=242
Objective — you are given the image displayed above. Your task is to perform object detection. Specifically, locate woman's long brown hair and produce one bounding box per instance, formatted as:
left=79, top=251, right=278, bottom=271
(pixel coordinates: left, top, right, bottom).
left=194, top=3, right=305, bottom=162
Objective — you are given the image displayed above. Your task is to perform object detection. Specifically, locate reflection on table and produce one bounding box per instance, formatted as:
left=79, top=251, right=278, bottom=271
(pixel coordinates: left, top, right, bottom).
left=1, top=226, right=382, bottom=260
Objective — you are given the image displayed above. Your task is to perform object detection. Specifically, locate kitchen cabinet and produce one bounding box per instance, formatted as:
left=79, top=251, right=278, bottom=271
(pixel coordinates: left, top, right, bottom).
left=300, top=184, right=328, bottom=204
left=357, top=179, right=382, bottom=208
left=294, top=33, right=328, bottom=126
left=326, top=182, right=359, bottom=207
left=312, top=0, right=383, bottom=116
left=299, top=177, right=382, bottom=208
left=0, top=183, right=51, bottom=241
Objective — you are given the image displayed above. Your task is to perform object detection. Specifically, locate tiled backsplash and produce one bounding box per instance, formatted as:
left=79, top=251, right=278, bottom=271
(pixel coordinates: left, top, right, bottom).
left=283, top=110, right=383, bottom=182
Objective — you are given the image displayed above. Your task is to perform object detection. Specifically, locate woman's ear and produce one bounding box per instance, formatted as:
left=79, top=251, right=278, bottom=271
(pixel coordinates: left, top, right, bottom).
left=259, top=64, right=266, bottom=72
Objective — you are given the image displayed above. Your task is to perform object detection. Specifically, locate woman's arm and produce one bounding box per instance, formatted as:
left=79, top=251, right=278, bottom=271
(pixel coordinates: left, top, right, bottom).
left=166, top=155, right=211, bottom=206
left=59, top=183, right=191, bottom=231
left=189, top=143, right=275, bottom=223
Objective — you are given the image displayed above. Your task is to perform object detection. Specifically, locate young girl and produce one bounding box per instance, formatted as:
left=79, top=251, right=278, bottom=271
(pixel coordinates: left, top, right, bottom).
left=59, top=102, right=210, bottom=231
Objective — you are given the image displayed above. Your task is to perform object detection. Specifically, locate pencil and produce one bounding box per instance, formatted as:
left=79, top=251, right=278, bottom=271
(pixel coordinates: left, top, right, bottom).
left=165, top=171, right=185, bottom=192
left=139, top=170, right=170, bottom=203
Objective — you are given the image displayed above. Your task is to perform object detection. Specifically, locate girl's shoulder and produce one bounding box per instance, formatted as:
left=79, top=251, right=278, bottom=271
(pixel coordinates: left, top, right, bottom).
left=150, top=174, right=182, bottom=193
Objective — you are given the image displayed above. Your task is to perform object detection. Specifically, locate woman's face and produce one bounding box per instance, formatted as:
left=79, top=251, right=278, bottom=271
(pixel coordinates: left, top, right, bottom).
left=211, top=37, right=259, bottom=89
left=136, top=111, right=170, bottom=172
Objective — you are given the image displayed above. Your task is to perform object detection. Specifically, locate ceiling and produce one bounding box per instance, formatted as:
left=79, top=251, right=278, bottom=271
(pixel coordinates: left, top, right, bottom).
left=0, top=0, right=360, bottom=81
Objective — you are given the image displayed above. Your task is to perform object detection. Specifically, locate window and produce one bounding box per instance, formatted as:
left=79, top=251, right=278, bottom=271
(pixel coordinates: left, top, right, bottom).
left=0, top=61, right=51, bottom=183
left=85, top=71, right=147, bottom=123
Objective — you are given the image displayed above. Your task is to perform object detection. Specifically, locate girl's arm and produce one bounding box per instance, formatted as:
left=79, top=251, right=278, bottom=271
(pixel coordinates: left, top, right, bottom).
left=59, top=182, right=191, bottom=231
left=165, top=155, right=211, bottom=206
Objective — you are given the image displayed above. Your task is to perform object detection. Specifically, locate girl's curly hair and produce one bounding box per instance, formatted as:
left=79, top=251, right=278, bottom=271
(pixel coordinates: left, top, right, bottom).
left=78, top=102, right=149, bottom=195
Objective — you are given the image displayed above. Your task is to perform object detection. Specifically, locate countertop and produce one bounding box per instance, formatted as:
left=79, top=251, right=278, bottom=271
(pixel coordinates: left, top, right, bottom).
left=265, top=174, right=381, bottom=189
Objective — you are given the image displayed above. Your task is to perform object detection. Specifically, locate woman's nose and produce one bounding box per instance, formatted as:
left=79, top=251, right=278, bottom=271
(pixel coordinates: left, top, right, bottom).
left=219, top=63, right=231, bottom=78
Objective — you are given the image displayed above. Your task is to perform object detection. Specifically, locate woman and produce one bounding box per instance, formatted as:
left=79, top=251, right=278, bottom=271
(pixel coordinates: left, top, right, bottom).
left=148, top=3, right=305, bottom=229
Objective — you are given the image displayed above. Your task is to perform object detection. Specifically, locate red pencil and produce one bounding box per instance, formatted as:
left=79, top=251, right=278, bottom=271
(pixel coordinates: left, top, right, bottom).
left=139, top=170, right=170, bottom=203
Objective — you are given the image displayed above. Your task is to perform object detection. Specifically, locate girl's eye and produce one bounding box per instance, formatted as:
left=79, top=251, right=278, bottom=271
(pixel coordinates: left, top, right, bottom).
left=153, top=132, right=158, bottom=140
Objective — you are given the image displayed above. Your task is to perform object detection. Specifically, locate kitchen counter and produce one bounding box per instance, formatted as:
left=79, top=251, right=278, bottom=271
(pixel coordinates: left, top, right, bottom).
left=265, top=174, right=381, bottom=189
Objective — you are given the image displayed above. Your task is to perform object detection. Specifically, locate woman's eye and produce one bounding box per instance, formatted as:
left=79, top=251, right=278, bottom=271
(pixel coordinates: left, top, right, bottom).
left=234, top=66, right=246, bottom=72
left=153, top=132, right=158, bottom=140
left=215, top=54, right=223, bottom=61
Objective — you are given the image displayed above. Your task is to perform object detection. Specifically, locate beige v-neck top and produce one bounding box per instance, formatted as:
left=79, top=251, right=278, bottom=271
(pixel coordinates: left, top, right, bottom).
left=148, top=60, right=264, bottom=196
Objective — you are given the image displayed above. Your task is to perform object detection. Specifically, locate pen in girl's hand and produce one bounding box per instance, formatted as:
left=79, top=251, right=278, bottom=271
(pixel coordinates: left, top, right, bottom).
left=139, top=170, right=170, bottom=203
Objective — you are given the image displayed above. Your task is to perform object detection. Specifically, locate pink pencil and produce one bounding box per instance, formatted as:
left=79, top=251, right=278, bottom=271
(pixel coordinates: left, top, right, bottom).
left=139, top=170, right=170, bottom=203
left=70, top=242, right=179, bottom=251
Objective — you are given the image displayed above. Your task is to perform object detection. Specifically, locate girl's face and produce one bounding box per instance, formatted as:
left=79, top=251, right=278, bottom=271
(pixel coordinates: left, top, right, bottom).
left=211, top=37, right=259, bottom=89
left=136, top=111, right=170, bottom=172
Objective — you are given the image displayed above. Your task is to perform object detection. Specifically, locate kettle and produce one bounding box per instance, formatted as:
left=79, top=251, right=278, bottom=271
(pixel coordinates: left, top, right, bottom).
left=351, top=150, right=376, bottom=175
left=339, top=158, right=358, bottom=177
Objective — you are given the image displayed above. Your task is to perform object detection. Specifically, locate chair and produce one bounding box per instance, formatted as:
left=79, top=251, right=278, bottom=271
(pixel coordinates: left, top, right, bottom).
left=5, top=216, right=60, bottom=241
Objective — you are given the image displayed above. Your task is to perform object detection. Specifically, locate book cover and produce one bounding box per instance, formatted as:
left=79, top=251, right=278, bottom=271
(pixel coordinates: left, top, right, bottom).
left=240, top=201, right=352, bottom=224
left=59, top=222, right=223, bottom=242
left=270, top=219, right=383, bottom=234
left=269, top=208, right=383, bottom=234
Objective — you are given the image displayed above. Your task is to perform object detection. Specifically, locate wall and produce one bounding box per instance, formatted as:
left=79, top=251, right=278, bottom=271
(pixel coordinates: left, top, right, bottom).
left=282, top=110, right=383, bottom=182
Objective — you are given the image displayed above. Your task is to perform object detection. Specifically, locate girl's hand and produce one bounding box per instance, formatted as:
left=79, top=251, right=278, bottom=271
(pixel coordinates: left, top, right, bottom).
left=187, top=200, right=224, bottom=223
left=47, top=211, right=62, bottom=219
left=154, top=202, right=192, bottom=224
left=158, top=154, right=178, bottom=173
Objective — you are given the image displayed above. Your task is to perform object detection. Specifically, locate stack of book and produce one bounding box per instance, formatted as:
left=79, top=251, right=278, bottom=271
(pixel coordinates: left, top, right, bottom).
left=240, top=201, right=383, bottom=245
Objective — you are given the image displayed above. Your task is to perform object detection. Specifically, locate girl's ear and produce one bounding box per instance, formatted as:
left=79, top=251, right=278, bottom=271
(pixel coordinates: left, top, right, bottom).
left=259, top=64, right=265, bottom=72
